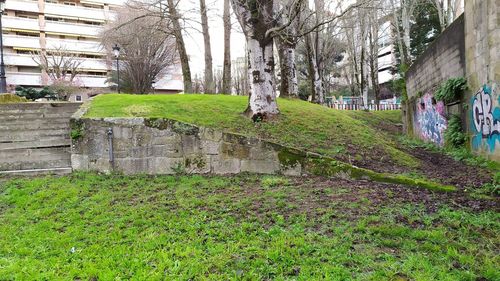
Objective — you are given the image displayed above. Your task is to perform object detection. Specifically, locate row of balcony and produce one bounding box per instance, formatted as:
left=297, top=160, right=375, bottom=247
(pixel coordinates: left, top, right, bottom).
left=3, top=34, right=103, bottom=53
left=4, top=54, right=108, bottom=71
left=5, top=72, right=184, bottom=91
left=6, top=0, right=119, bottom=22
left=3, top=16, right=102, bottom=37
left=6, top=72, right=109, bottom=88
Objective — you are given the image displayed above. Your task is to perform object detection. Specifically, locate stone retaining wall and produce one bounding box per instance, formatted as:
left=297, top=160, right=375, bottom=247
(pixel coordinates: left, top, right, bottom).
left=71, top=117, right=303, bottom=176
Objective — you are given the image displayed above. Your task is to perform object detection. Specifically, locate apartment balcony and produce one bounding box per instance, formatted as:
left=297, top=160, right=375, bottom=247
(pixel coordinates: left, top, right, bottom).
left=3, top=34, right=41, bottom=49
left=5, top=0, right=39, bottom=13
left=3, top=16, right=40, bottom=32
left=6, top=72, right=42, bottom=86
left=44, top=21, right=101, bottom=37
left=45, top=38, right=103, bottom=54
left=74, top=75, right=109, bottom=88
left=6, top=72, right=109, bottom=88
left=44, top=3, right=107, bottom=22
left=5, top=54, right=108, bottom=71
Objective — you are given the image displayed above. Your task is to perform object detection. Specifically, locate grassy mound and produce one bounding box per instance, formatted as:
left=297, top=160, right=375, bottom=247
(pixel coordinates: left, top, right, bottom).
left=86, top=94, right=415, bottom=172
left=0, top=94, right=28, bottom=104
left=0, top=173, right=497, bottom=279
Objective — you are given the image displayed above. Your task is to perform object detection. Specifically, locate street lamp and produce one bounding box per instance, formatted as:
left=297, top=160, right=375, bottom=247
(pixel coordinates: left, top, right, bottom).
left=112, top=44, right=120, bottom=93
left=0, top=0, right=7, bottom=93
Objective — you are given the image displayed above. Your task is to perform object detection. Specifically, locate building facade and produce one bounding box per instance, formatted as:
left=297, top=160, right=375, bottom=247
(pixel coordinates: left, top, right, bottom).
left=2, top=0, right=183, bottom=93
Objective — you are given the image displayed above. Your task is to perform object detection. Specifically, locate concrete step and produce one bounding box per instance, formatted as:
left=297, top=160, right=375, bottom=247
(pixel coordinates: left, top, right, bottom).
left=0, top=129, right=70, bottom=142
left=0, top=139, right=71, bottom=150
left=0, top=122, right=70, bottom=131
left=0, top=167, right=72, bottom=177
left=0, top=147, right=70, bottom=163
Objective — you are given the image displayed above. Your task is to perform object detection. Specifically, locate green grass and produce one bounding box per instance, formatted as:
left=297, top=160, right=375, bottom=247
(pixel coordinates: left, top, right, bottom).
left=85, top=94, right=416, bottom=168
left=0, top=173, right=498, bottom=280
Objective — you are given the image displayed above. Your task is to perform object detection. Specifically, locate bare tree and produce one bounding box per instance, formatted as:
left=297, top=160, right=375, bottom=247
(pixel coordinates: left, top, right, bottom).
left=167, top=0, right=193, bottom=93
left=427, top=0, right=463, bottom=31
left=101, top=6, right=177, bottom=94
left=221, top=0, right=232, bottom=94
left=200, top=0, right=215, bottom=93
left=32, top=46, right=83, bottom=83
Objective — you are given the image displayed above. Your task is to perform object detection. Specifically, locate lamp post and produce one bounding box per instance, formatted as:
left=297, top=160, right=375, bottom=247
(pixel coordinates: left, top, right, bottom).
left=0, top=0, right=7, bottom=93
left=112, top=44, right=120, bottom=93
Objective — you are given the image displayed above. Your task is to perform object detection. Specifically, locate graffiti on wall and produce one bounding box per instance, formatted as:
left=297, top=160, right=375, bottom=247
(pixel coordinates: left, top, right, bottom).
left=471, top=84, right=500, bottom=152
left=414, top=93, right=448, bottom=146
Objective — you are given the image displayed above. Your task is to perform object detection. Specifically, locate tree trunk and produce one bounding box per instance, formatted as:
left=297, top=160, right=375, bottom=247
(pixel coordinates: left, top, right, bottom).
left=167, top=0, right=192, bottom=93
left=401, top=2, right=412, bottom=64
left=199, top=0, right=214, bottom=93
left=244, top=37, right=279, bottom=119
left=277, top=40, right=298, bottom=98
left=390, top=0, right=407, bottom=67
left=305, top=33, right=323, bottom=104
left=231, top=0, right=279, bottom=120
left=221, top=0, right=231, bottom=94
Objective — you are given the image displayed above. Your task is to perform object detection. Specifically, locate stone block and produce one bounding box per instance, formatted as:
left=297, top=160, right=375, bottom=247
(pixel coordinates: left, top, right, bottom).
left=201, top=140, right=220, bottom=155
left=185, top=154, right=211, bottom=174
left=240, top=159, right=280, bottom=174
left=152, top=145, right=182, bottom=157
left=220, top=142, right=250, bottom=159
left=71, top=154, right=89, bottom=170
left=200, top=128, right=222, bottom=141
left=181, top=135, right=202, bottom=155
left=115, top=158, right=151, bottom=174
left=211, top=156, right=240, bottom=174
left=249, top=145, right=277, bottom=160
left=152, top=157, right=184, bottom=174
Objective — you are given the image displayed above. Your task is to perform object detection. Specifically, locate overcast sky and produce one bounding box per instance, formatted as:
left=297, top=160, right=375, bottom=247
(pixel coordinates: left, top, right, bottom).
left=179, top=0, right=246, bottom=76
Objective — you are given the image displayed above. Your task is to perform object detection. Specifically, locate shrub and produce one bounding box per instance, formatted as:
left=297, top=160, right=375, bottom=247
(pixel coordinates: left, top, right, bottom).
left=444, top=115, right=466, bottom=149
left=434, top=77, right=467, bottom=104
left=0, top=93, right=28, bottom=103
left=15, top=86, right=57, bottom=101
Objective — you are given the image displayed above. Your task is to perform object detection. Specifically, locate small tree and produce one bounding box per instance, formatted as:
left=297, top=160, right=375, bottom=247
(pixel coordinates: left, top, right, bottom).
left=101, top=6, right=178, bottom=94
left=31, top=46, right=84, bottom=100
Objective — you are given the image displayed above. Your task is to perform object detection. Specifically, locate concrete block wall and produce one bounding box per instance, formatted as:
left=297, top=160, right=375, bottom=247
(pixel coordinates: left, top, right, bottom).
left=0, top=102, right=81, bottom=173
left=464, top=0, right=500, bottom=161
left=406, top=15, right=466, bottom=100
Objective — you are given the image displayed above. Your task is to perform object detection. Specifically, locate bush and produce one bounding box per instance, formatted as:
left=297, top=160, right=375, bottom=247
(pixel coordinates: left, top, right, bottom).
left=15, top=86, right=57, bottom=101
left=434, top=77, right=467, bottom=104
left=48, top=79, right=82, bottom=100
left=0, top=94, right=28, bottom=104
left=444, top=115, right=466, bottom=149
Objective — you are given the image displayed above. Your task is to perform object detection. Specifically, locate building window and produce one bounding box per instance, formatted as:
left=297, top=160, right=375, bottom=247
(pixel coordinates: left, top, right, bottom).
left=63, top=2, right=77, bottom=6
left=45, top=0, right=57, bottom=3
left=76, top=95, right=82, bottom=101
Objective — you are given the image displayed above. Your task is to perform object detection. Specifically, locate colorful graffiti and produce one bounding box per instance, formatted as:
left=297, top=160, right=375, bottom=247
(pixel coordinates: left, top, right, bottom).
left=471, top=84, right=500, bottom=152
left=414, top=93, right=448, bottom=146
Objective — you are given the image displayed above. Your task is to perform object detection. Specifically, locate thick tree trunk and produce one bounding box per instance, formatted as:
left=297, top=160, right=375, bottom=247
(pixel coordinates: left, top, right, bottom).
left=245, top=37, right=279, bottom=119
left=221, top=0, right=231, bottom=94
left=167, top=0, right=192, bottom=93
left=231, top=0, right=279, bottom=120
left=277, top=40, right=298, bottom=98
left=199, top=0, right=215, bottom=93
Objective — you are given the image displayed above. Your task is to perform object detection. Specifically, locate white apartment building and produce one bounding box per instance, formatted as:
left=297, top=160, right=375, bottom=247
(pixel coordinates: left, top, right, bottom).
left=2, top=0, right=183, bottom=93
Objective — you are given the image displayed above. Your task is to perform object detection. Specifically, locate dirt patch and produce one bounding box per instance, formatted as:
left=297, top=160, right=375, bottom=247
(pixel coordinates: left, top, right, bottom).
left=404, top=147, right=493, bottom=189
left=208, top=175, right=499, bottom=229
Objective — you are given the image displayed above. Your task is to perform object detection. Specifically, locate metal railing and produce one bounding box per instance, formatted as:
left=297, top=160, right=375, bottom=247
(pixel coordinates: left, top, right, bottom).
left=328, top=103, right=401, bottom=111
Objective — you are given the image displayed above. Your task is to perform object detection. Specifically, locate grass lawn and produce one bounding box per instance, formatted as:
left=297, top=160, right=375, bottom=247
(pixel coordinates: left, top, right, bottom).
left=85, top=94, right=416, bottom=171
left=0, top=173, right=498, bottom=280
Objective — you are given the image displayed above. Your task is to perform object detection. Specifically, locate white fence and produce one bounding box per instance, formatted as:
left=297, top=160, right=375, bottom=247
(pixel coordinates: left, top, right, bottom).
left=329, top=103, right=401, bottom=111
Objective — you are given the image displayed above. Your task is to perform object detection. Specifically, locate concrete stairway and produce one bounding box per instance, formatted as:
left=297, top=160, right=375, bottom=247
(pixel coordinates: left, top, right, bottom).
left=0, top=102, right=81, bottom=176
